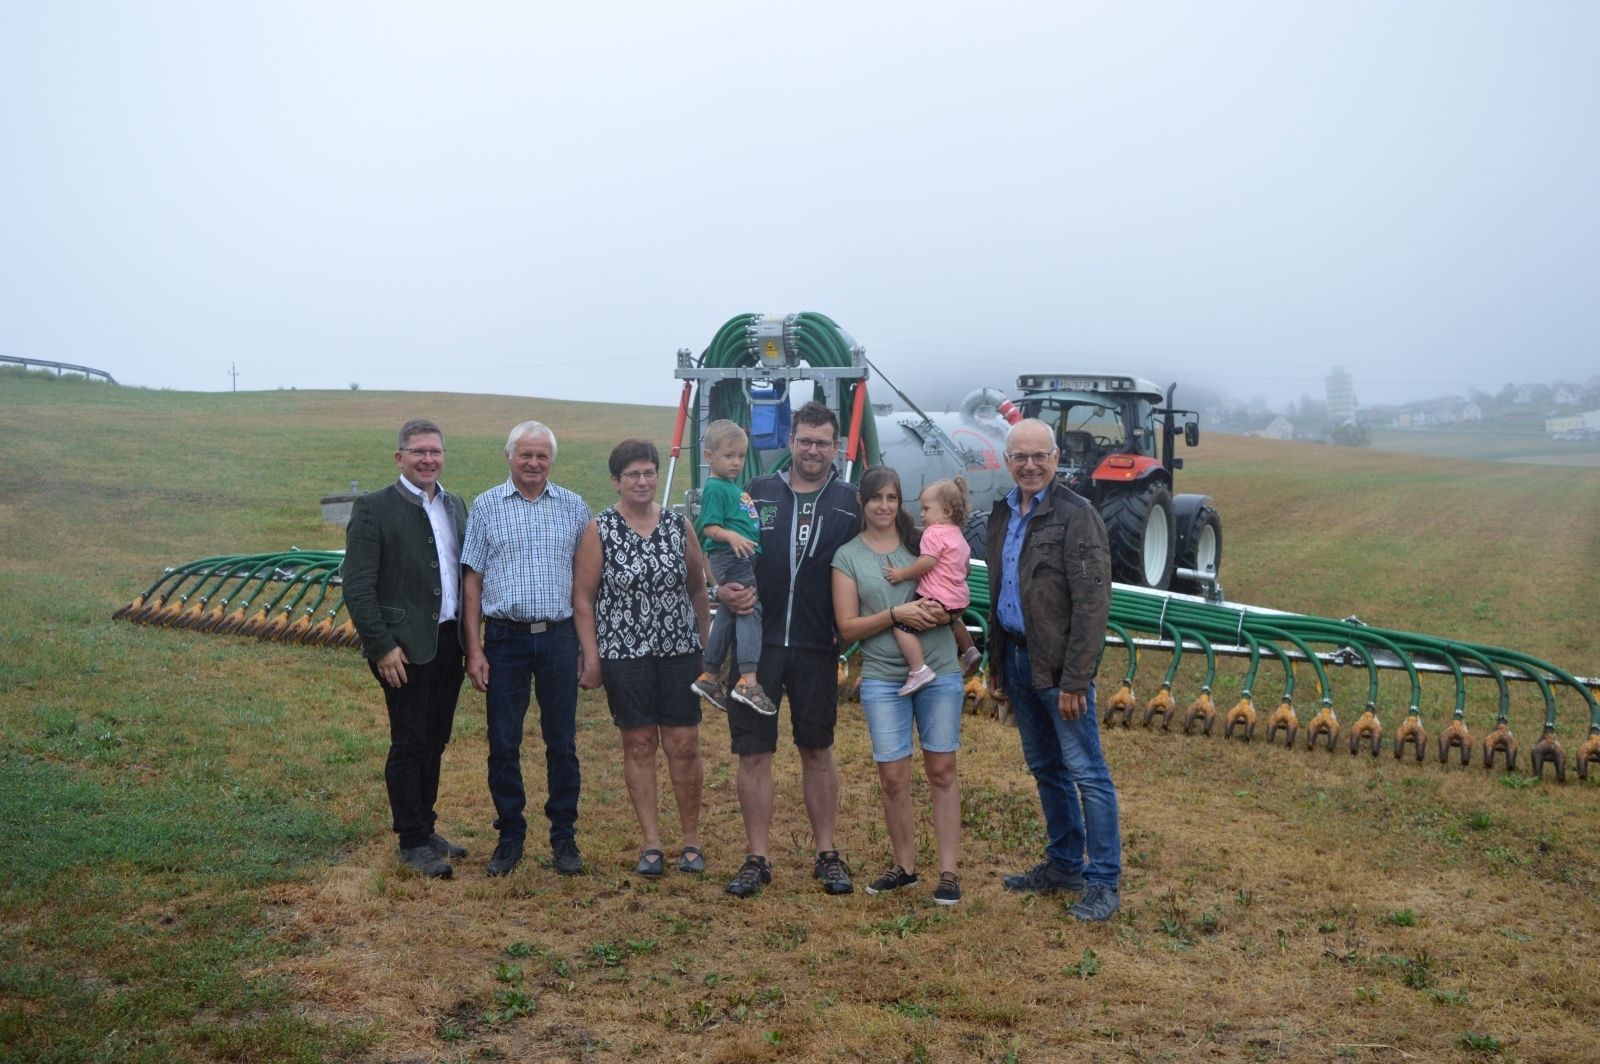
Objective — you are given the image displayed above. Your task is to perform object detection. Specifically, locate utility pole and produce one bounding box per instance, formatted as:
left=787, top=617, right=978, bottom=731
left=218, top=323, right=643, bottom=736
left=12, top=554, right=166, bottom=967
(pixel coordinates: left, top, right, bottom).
left=229, top=362, right=239, bottom=392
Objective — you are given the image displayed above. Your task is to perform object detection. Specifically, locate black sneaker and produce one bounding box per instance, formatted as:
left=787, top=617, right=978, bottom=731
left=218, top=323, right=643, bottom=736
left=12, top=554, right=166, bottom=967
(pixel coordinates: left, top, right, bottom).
left=812, top=850, right=854, bottom=895
left=1068, top=883, right=1121, bottom=922
left=429, top=832, right=468, bottom=860
left=552, top=838, right=584, bottom=876
left=399, top=844, right=452, bottom=879
left=1001, top=859, right=1085, bottom=894
left=933, top=872, right=962, bottom=907
left=864, top=864, right=919, bottom=895
left=725, top=854, right=772, bottom=899
left=485, top=838, right=523, bottom=877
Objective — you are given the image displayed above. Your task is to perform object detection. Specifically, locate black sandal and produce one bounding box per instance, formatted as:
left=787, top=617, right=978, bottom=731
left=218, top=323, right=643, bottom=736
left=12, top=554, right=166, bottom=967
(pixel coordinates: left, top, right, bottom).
left=678, top=845, right=706, bottom=874
left=635, top=848, right=665, bottom=878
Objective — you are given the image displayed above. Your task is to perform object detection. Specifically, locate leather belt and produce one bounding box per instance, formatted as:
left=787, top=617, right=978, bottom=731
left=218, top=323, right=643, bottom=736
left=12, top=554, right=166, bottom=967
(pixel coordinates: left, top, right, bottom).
left=487, top=617, right=572, bottom=634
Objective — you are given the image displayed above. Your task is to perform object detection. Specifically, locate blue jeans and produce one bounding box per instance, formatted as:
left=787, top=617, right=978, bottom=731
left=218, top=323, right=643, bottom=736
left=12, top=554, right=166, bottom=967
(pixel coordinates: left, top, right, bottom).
left=1002, top=641, right=1120, bottom=887
left=483, top=619, right=580, bottom=845
left=858, top=672, right=964, bottom=762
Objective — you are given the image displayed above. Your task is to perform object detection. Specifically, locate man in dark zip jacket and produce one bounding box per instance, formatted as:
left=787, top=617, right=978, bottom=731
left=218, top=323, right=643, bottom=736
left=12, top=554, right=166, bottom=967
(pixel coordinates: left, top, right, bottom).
left=717, top=403, right=861, bottom=898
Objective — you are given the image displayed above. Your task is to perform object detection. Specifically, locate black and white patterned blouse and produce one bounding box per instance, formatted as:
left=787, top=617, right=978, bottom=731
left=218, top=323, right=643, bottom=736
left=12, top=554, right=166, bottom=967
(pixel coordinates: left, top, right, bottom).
left=595, top=507, right=702, bottom=659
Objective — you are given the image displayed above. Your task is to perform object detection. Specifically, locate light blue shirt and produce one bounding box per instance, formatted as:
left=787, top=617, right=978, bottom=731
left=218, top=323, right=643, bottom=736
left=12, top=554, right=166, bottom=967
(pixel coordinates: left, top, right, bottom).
left=460, top=479, right=591, bottom=621
left=995, top=484, right=1049, bottom=636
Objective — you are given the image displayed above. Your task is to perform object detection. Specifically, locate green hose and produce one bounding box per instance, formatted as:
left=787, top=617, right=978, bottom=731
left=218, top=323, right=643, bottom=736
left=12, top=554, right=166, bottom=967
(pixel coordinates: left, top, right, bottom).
left=690, top=313, right=879, bottom=488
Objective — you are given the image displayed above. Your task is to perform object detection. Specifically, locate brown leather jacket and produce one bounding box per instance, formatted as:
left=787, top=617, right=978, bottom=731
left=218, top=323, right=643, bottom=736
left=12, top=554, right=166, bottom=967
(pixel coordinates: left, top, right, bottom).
left=985, top=484, right=1112, bottom=693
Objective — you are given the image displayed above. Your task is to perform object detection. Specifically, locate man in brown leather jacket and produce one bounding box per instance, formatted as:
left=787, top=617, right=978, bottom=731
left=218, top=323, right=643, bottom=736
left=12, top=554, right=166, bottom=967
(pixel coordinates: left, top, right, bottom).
left=985, top=418, right=1122, bottom=921
left=343, top=418, right=469, bottom=878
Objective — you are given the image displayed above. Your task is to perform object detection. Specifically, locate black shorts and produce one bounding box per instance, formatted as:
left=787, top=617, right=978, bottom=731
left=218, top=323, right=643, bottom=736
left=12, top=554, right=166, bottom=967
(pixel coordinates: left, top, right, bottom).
left=601, top=651, right=703, bottom=731
left=728, top=645, right=839, bottom=756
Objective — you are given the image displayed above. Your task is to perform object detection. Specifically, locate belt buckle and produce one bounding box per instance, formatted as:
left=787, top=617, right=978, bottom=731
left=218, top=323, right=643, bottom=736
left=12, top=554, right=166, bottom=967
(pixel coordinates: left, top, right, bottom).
left=527, top=620, right=548, bottom=634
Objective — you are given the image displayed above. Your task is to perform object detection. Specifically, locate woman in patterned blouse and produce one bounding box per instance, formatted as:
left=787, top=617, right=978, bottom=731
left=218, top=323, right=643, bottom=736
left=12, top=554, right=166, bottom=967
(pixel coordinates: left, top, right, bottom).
left=574, top=439, right=714, bottom=877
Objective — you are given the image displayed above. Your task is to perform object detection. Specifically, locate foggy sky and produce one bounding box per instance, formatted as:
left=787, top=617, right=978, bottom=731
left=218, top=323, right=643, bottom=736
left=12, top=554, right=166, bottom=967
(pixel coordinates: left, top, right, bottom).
left=3, top=2, right=1596, bottom=410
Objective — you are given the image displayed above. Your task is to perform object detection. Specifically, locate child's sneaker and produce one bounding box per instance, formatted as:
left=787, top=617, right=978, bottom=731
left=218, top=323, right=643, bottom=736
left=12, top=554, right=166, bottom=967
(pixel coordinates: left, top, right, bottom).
left=898, top=665, right=936, bottom=697
left=960, top=646, right=983, bottom=677
left=690, top=676, right=729, bottom=712
left=731, top=680, right=778, bottom=717
left=933, top=871, right=962, bottom=906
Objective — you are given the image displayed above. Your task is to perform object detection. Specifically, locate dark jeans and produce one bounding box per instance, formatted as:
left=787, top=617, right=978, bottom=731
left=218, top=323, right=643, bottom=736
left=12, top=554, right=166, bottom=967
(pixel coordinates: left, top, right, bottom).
left=1002, top=640, right=1121, bottom=887
left=369, top=622, right=465, bottom=850
left=483, top=618, right=580, bottom=845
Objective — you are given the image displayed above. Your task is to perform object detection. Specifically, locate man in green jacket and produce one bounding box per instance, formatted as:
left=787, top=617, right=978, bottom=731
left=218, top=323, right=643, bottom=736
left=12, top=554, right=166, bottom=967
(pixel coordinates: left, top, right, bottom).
left=343, top=419, right=469, bottom=878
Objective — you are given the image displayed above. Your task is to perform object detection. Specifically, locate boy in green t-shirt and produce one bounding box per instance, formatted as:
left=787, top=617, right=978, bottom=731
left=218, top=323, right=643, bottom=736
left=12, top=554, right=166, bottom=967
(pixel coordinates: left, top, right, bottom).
left=692, top=421, right=777, bottom=716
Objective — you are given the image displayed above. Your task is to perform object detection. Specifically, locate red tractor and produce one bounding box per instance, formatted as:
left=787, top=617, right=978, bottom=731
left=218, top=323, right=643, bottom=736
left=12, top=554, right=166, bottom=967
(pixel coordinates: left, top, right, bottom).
left=998, top=373, right=1221, bottom=595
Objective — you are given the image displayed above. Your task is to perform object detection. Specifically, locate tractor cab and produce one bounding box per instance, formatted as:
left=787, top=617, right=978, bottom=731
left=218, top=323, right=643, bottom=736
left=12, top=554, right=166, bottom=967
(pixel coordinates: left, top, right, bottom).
left=1012, top=373, right=1197, bottom=488
left=1011, top=373, right=1217, bottom=595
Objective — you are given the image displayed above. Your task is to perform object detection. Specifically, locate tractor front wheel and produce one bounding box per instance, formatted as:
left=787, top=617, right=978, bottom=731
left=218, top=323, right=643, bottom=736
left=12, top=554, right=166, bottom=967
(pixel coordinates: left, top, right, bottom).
left=1101, top=482, right=1176, bottom=589
left=1172, top=505, right=1223, bottom=596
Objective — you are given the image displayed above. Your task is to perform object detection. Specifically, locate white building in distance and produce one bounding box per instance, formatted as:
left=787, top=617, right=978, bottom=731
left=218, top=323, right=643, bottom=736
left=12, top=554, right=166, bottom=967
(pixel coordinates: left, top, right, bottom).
left=1326, top=366, right=1357, bottom=424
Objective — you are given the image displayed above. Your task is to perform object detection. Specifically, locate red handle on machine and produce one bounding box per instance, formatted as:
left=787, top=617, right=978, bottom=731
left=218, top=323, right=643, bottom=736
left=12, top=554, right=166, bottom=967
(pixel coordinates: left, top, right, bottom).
left=662, top=382, right=693, bottom=506
left=844, top=380, right=868, bottom=478
left=669, top=382, right=692, bottom=457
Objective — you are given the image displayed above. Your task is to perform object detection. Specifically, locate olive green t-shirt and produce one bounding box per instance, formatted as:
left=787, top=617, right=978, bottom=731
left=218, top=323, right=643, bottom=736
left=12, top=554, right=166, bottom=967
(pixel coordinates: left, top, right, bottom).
left=831, top=535, right=959, bottom=682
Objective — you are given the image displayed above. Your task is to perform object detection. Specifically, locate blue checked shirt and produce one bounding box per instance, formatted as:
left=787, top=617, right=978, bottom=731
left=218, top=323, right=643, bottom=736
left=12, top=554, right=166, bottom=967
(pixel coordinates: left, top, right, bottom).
left=460, top=480, right=592, bottom=622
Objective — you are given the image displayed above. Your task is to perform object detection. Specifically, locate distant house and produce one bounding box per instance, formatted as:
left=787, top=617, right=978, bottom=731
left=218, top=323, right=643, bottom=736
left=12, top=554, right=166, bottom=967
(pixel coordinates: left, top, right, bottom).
left=1360, top=404, right=1401, bottom=428
left=1457, top=402, right=1482, bottom=422
left=1251, top=416, right=1295, bottom=440
left=1546, top=414, right=1585, bottom=434
left=1554, top=385, right=1583, bottom=406
left=1395, top=395, right=1469, bottom=427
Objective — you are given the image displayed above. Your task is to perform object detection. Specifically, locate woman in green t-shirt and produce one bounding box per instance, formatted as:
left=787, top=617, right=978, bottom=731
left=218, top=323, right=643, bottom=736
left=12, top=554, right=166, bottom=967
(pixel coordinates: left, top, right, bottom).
left=830, top=466, right=965, bottom=907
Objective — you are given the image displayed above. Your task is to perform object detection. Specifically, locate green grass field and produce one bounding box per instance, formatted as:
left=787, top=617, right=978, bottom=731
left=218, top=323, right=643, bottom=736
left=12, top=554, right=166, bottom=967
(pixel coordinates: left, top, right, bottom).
left=1367, top=424, right=1600, bottom=468
left=3, top=373, right=1598, bottom=1062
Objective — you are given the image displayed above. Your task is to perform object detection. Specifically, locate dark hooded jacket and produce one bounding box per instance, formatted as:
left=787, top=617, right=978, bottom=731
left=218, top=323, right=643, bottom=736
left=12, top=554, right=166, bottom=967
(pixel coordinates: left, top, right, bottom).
left=745, top=468, right=861, bottom=653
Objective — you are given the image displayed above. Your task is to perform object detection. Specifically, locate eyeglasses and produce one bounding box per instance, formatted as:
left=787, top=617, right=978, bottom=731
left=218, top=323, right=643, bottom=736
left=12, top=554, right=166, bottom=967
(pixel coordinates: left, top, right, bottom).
left=791, top=436, right=836, bottom=452
left=619, top=469, right=659, bottom=482
left=1005, top=450, right=1057, bottom=467
left=401, top=448, right=445, bottom=459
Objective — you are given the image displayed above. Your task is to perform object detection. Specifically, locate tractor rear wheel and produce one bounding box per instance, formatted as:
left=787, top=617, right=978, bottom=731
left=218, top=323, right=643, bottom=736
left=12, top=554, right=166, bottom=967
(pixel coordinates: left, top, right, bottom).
left=1172, top=505, right=1223, bottom=596
left=962, top=510, right=990, bottom=561
left=1100, top=482, right=1176, bottom=589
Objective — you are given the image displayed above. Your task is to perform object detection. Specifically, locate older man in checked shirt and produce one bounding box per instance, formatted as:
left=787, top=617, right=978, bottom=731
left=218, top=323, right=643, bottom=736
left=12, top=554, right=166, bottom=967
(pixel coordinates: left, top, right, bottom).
left=462, top=420, right=594, bottom=878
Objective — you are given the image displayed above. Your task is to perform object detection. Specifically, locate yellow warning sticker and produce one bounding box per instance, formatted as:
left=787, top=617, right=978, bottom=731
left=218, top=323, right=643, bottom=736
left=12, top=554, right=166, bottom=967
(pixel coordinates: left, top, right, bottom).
left=765, top=340, right=778, bottom=358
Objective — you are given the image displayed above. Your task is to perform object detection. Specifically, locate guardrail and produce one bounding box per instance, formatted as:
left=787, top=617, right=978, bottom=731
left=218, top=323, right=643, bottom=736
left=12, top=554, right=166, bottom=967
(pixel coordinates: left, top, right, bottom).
left=1, top=355, right=117, bottom=383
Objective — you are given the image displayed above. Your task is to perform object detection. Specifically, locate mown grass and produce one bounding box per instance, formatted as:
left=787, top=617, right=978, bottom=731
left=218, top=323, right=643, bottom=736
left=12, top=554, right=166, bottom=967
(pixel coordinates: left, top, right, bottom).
left=3, top=376, right=1598, bottom=1062
left=1367, top=424, right=1600, bottom=467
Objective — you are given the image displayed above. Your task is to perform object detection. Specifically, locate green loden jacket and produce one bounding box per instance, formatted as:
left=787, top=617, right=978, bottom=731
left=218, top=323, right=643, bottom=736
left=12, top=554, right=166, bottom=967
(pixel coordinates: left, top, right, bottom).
left=341, top=481, right=467, bottom=665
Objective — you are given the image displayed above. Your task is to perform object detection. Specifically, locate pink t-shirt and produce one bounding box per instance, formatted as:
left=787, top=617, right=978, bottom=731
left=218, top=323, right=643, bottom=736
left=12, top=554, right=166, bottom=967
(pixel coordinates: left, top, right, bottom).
left=915, top=523, right=971, bottom=610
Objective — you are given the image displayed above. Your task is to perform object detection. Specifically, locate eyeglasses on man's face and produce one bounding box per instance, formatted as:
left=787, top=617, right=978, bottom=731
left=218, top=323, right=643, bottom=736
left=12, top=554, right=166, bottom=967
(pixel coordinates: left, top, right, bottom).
left=401, top=448, right=445, bottom=459
left=618, top=468, right=659, bottom=482
left=791, top=436, right=836, bottom=452
left=1004, top=450, right=1057, bottom=467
